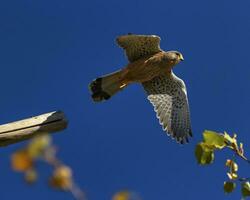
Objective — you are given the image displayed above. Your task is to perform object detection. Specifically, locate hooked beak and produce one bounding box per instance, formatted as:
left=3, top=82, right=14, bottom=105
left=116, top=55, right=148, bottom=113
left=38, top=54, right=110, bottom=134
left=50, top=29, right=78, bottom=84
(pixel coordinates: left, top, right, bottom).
left=179, top=54, right=184, bottom=61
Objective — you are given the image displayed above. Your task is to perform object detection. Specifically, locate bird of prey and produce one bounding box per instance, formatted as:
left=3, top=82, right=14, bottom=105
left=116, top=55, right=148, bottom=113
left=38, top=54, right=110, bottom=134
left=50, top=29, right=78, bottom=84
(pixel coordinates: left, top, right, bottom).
left=89, top=34, right=192, bottom=144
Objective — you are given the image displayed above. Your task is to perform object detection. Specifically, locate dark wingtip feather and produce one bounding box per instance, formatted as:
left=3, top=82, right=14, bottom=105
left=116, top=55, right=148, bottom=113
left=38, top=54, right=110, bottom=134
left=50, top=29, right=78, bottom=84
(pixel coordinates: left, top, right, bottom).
left=177, top=136, right=189, bottom=145
left=189, top=130, right=193, bottom=137
left=172, top=131, right=192, bottom=145
left=178, top=129, right=193, bottom=145
left=89, top=78, right=111, bottom=102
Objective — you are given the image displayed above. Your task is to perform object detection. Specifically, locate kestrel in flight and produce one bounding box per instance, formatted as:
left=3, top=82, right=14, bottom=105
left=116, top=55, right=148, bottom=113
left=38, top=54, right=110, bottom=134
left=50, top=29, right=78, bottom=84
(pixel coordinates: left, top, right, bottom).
left=89, top=34, right=192, bottom=144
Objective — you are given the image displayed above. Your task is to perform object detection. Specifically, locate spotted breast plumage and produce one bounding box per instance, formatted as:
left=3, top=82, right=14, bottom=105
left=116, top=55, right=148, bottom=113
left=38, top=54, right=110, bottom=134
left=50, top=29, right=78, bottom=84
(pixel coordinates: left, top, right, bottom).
left=89, top=34, right=192, bottom=144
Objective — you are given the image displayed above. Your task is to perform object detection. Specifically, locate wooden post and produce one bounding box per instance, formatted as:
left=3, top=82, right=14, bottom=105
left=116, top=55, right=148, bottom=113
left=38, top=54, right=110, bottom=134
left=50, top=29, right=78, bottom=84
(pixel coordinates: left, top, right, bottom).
left=0, top=111, right=68, bottom=147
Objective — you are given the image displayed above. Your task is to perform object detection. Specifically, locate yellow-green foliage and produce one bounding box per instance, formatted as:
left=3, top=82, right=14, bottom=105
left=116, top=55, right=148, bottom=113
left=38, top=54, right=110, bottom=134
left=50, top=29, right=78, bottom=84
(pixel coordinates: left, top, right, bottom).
left=195, top=130, right=250, bottom=199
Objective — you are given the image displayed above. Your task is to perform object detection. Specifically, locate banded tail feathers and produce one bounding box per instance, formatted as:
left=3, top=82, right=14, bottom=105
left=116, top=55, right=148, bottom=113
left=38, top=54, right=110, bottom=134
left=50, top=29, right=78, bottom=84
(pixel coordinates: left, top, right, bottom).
left=89, top=70, right=127, bottom=102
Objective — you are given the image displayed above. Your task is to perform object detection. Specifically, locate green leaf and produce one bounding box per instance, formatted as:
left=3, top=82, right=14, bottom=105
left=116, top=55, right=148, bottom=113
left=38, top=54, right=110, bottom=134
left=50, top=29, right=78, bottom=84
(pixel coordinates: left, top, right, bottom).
left=27, top=134, right=51, bottom=158
left=223, top=132, right=238, bottom=146
left=25, top=169, right=38, bottom=184
left=203, top=130, right=226, bottom=149
left=227, top=172, right=238, bottom=180
left=242, top=182, right=250, bottom=197
left=224, top=181, right=236, bottom=193
left=232, top=162, right=238, bottom=173
left=195, top=143, right=214, bottom=165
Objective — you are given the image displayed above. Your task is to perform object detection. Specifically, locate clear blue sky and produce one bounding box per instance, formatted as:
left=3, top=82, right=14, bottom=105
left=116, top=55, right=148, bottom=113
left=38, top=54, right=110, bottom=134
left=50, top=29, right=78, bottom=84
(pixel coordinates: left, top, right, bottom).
left=1, top=0, right=250, bottom=199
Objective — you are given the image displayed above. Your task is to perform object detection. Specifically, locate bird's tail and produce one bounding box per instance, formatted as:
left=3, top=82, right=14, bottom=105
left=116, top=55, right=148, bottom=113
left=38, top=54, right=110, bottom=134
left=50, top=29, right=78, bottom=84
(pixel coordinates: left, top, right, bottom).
left=89, top=70, right=127, bottom=102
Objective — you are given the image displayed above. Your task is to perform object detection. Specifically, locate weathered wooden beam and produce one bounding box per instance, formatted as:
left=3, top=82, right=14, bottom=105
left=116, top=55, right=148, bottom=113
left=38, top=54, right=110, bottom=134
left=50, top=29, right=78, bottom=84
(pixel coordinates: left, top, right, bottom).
left=0, top=111, right=68, bottom=147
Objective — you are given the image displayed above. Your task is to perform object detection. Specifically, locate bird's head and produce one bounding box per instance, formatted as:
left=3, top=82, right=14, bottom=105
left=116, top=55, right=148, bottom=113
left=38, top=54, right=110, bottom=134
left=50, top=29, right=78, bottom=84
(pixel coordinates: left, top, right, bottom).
left=164, top=51, right=184, bottom=65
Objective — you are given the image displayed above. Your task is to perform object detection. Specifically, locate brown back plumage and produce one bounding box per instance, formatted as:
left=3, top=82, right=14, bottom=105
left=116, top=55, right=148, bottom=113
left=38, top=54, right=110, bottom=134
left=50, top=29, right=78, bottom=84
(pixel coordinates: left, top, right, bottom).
left=116, top=34, right=162, bottom=62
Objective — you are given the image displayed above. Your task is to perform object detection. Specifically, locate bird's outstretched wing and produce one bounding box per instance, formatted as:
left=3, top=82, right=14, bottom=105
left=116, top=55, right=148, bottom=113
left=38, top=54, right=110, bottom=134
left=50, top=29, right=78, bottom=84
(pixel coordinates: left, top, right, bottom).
left=116, top=34, right=162, bottom=62
left=142, top=73, right=192, bottom=144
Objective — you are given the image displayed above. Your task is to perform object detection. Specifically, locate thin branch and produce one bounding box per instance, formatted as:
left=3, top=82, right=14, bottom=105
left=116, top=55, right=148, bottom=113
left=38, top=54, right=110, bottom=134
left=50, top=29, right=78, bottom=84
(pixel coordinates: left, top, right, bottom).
left=42, top=146, right=87, bottom=200
left=69, top=183, right=87, bottom=200
left=227, top=146, right=250, bottom=164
